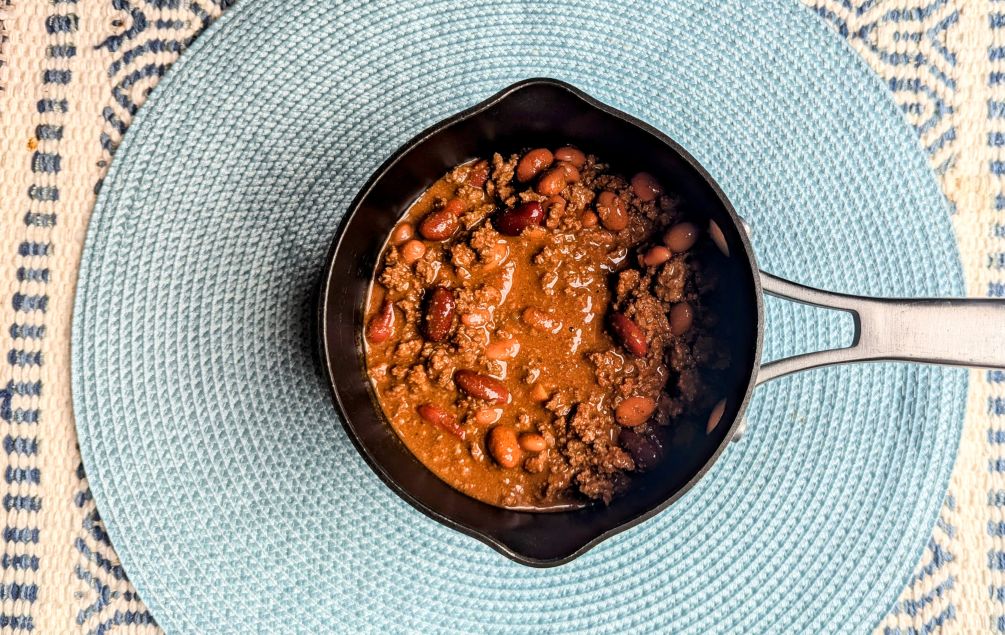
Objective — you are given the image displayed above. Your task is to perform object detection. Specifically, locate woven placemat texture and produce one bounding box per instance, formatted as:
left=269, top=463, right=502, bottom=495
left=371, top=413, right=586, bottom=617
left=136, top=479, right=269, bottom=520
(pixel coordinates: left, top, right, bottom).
left=72, top=0, right=967, bottom=627
left=0, top=0, right=1000, bottom=632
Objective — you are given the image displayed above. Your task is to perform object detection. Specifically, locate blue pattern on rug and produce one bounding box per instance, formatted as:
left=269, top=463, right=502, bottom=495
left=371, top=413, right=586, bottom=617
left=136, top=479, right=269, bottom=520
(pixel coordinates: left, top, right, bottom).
left=0, top=0, right=970, bottom=631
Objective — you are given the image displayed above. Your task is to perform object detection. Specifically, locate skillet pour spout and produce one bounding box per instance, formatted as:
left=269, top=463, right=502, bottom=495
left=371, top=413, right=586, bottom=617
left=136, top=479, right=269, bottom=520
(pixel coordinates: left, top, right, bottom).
left=319, top=78, right=1005, bottom=566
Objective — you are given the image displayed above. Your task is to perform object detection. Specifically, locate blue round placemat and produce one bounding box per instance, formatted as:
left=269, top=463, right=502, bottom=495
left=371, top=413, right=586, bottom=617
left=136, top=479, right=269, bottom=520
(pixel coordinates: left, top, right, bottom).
left=72, top=0, right=965, bottom=632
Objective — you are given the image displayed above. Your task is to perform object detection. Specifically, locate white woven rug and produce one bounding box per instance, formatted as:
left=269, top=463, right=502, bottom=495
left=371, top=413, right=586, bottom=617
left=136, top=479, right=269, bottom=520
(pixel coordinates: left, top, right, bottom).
left=0, top=0, right=1000, bottom=631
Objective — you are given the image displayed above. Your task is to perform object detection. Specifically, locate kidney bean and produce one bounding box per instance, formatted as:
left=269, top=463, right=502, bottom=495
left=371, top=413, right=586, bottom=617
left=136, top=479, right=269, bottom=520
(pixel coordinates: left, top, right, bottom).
left=423, top=286, right=456, bottom=342
left=443, top=198, right=466, bottom=216
left=555, top=161, right=580, bottom=183
left=366, top=300, right=395, bottom=344
left=475, top=407, right=502, bottom=426
left=530, top=383, right=549, bottom=402
left=485, top=337, right=520, bottom=360
left=390, top=223, right=414, bottom=245
left=609, top=312, right=648, bottom=356
left=516, top=148, right=554, bottom=182
left=419, top=209, right=459, bottom=241
left=519, top=432, right=547, bottom=452
left=664, top=222, right=699, bottom=253
left=496, top=201, right=545, bottom=236
left=709, top=220, right=730, bottom=256
left=618, top=428, right=662, bottom=470
left=461, top=308, right=491, bottom=327
left=417, top=404, right=464, bottom=438
left=596, top=190, right=628, bottom=231
left=523, top=307, right=562, bottom=334
left=581, top=211, right=599, bottom=228
left=669, top=302, right=693, bottom=336
left=706, top=399, right=727, bottom=433
left=642, top=245, right=671, bottom=267
left=630, top=172, right=663, bottom=202
left=536, top=168, right=566, bottom=196
left=554, top=146, right=586, bottom=169
left=615, top=396, right=657, bottom=427
left=455, top=370, right=510, bottom=404
left=487, top=425, right=522, bottom=468
left=401, top=239, right=426, bottom=265
left=467, top=160, right=489, bottom=187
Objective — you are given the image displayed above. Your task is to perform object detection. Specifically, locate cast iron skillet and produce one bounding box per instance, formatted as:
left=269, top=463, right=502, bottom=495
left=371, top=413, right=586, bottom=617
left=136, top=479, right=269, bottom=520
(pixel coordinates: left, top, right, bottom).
left=319, top=78, right=1005, bottom=566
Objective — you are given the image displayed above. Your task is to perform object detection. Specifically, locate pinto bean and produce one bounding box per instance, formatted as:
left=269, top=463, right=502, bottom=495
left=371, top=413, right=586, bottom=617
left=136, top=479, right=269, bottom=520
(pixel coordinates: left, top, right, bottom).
left=554, top=146, right=586, bottom=168
left=664, top=222, right=699, bottom=253
left=707, top=399, right=727, bottom=433
left=455, top=370, right=510, bottom=404
left=516, top=148, right=554, bottom=182
left=474, top=408, right=503, bottom=426
left=669, top=302, right=693, bottom=335
left=581, top=211, right=599, bottom=228
left=519, top=433, right=547, bottom=452
left=555, top=161, right=580, bottom=182
left=419, top=209, right=459, bottom=241
left=609, top=312, right=648, bottom=356
left=485, top=337, right=520, bottom=360
left=423, top=286, right=456, bottom=342
left=523, top=307, right=562, bottom=334
left=400, top=239, right=426, bottom=265
left=390, top=223, right=414, bottom=245
left=366, top=300, right=395, bottom=344
left=487, top=425, right=522, bottom=468
left=596, top=190, right=628, bottom=231
left=709, top=220, right=730, bottom=256
left=615, top=396, right=657, bottom=427
left=630, top=172, right=662, bottom=202
left=461, top=308, right=491, bottom=327
left=642, top=246, right=671, bottom=266
left=536, top=168, right=566, bottom=196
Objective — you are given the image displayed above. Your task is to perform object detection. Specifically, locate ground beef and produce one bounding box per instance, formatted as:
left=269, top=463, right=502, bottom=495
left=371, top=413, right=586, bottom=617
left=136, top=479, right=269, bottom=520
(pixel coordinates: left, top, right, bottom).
left=615, top=269, right=641, bottom=304
left=524, top=451, right=548, bottom=474
left=589, top=350, right=628, bottom=388
left=489, top=152, right=517, bottom=204
left=450, top=243, right=477, bottom=268
left=544, top=390, right=574, bottom=417
left=564, top=183, right=595, bottom=213
left=394, top=339, right=422, bottom=362
left=365, top=147, right=725, bottom=509
left=406, top=365, right=430, bottom=391
left=379, top=258, right=416, bottom=294
left=413, top=256, right=443, bottom=286
left=654, top=258, right=688, bottom=303
left=627, top=295, right=672, bottom=341
left=426, top=348, right=457, bottom=388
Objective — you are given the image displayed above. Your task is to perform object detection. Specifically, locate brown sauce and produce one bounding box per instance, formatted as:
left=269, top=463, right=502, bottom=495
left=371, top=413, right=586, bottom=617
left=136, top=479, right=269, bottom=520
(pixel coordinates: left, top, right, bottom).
left=364, top=148, right=727, bottom=509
